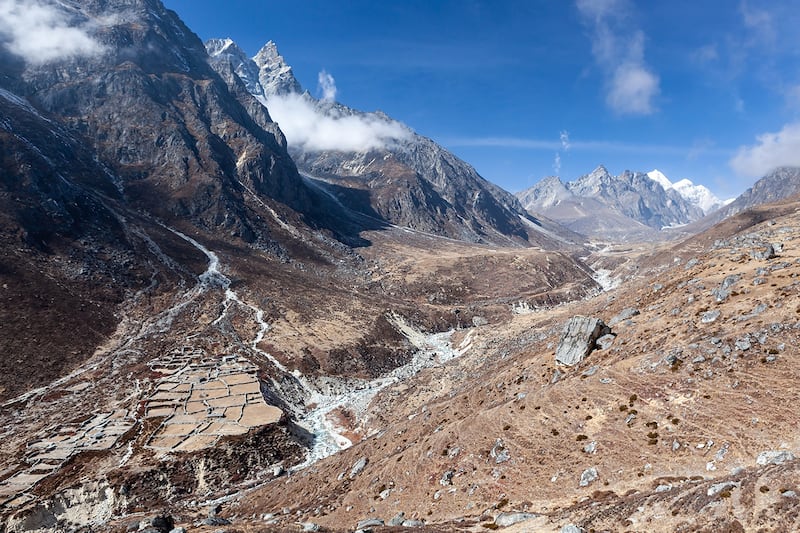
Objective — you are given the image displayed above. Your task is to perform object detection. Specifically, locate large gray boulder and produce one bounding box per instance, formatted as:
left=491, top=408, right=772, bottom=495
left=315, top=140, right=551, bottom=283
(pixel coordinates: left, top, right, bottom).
left=555, top=316, right=611, bottom=366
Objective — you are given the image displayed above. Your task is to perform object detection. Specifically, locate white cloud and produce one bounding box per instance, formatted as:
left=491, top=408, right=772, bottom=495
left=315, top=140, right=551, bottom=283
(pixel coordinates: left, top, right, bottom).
left=730, top=122, right=800, bottom=177
left=607, top=63, right=659, bottom=115
left=560, top=130, right=571, bottom=151
left=576, top=0, right=660, bottom=115
left=0, top=0, right=105, bottom=65
left=317, top=70, right=337, bottom=101
left=266, top=92, right=411, bottom=153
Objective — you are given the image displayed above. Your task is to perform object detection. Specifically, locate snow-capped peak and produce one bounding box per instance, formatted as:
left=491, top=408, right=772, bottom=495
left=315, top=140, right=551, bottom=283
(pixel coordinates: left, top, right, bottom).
left=671, top=179, right=725, bottom=214
left=647, top=169, right=673, bottom=190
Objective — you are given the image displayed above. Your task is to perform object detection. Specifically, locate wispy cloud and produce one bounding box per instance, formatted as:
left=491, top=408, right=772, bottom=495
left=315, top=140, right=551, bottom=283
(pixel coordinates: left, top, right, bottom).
left=560, top=130, right=571, bottom=151
left=0, top=0, right=105, bottom=65
left=575, top=0, right=660, bottom=115
left=266, top=92, right=411, bottom=153
left=730, top=122, right=800, bottom=177
left=553, top=130, right=571, bottom=174
left=317, top=70, right=337, bottom=101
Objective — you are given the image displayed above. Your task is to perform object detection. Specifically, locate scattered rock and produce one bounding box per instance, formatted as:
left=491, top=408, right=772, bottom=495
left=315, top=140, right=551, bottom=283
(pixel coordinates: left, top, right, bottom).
left=583, top=441, right=597, bottom=454
left=711, top=287, right=729, bottom=303
left=735, top=337, right=752, bottom=351
left=555, top=316, right=611, bottom=366
left=402, top=519, right=426, bottom=527
left=491, top=439, right=510, bottom=464
left=388, top=512, right=405, bottom=526
left=782, top=490, right=797, bottom=498
left=201, top=517, right=231, bottom=526
left=708, top=481, right=739, bottom=497
left=144, top=515, right=174, bottom=533
left=439, top=470, right=454, bottom=486
left=609, top=308, right=640, bottom=327
left=701, top=310, right=720, bottom=323
left=301, top=523, right=320, bottom=532
left=581, top=366, right=599, bottom=377
left=494, top=512, right=539, bottom=527
left=561, top=525, right=584, bottom=533
left=596, top=333, right=615, bottom=350
left=472, top=316, right=488, bottom=327
left=756, top=450, right=796, bottom=465
left=356, top=518, right=384, bottom=531
left=751, top=244, right=776, bottom=260
left=579, top=467, right=598, bottom=487
left=721, top=274, right=741, bottom=290
left=350, top=457, right=368, bottom=479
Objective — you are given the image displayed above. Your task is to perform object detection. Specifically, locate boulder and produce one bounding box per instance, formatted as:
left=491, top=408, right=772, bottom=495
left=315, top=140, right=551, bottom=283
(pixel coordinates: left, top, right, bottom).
left=388, top=512, right=406, bottom=526
left=494, top=512, right=539, bottom=527
left=349, top=457, right=368, bottom=479
left=608, top=308, right=639, bottom=327
left=579, top=467, right=598, bottom=487
left=756, top=450, right=795, bottom=465
left=356, top=518, right=385, bottom=530
left=555, top=316, right=611, bottom=366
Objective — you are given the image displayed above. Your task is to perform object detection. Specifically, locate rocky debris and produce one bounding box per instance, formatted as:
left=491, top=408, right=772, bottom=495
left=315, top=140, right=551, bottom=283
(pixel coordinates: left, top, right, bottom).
left=735, top=337, right=752, bottom=351
left=402, top=519, right=426, bottom=527
left=201, top=517, right=231, bottom=526
left=756, top=450, right=796, bottom=465
left=388, top=512, right=405, bottom=526
left=472, top=316, right=489, bottom=327
left=595, top=334, right=615, bottom=350
left=579, top=467, right=598, bottom=487
left=491, top=439, right=510, bottom=464
left=561, top=525, right=585, bottom=533
left=751, top=244, right=777, bottom=260
left=555, top=316, right=611, bottom=366
left=140, top=514, right=175, bottom=533
left=350, top=457, right=368, bottom=479
left=494, top=512, right=539, bottom=527
left=583, top=441, right=597, bottom=454
left=301, top=522, right=320, bottom=531
left=356, top=518, right=385, bottom=530
left=701, top=310, right=721, bottom=323
left=708, top=481, right=739, bottom=497
left=439, top=470, right=454, bottom=486
left=608, top=307, right=641, bottom=328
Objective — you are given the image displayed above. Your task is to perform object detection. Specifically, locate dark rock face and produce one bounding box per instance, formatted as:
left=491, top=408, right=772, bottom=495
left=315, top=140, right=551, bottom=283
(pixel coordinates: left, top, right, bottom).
left=20, top=0, right=312, bottom=245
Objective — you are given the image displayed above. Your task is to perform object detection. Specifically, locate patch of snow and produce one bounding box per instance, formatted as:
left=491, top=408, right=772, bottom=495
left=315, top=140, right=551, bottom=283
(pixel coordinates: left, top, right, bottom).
left=647, top=169, right=673, bottom=191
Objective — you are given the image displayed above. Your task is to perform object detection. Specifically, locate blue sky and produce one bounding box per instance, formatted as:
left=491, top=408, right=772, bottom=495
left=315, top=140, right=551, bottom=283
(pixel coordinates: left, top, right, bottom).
left=163, top=0, right=800, bottom=199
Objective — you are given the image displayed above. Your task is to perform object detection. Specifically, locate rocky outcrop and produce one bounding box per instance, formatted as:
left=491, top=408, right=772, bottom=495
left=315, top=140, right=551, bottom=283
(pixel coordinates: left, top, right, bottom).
left=555, top=316, right=611, bottom=366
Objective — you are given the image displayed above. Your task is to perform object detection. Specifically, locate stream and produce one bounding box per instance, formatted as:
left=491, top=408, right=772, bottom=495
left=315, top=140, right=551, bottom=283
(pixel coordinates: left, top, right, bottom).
left=169, top=230, right=473, bottom=468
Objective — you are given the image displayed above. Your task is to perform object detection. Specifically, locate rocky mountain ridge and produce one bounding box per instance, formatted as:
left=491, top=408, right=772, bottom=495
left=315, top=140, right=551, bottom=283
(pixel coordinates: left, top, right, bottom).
left=206, top=37, right=581, bottom=249
left=517, top=166, right=707, bottom=241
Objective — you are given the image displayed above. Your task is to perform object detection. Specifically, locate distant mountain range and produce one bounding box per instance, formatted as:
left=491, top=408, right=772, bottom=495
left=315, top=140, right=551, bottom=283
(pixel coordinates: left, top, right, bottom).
left=516, top=166, right=729, bottom=241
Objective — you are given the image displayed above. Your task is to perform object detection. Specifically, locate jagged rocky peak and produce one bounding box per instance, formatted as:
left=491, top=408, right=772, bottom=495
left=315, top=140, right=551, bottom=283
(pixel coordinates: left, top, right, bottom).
left=570, top=165, right=612, bottom=194
left=516, top=176, right=571, bottom=209
left=253, top=40, right=302, bottom=95
left=205, top=37, right=264, bottom=95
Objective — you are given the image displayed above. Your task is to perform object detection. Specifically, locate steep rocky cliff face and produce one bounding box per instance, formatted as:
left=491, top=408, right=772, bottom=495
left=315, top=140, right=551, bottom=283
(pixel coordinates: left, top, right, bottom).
left=18, top=0, right=319, bottom=246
